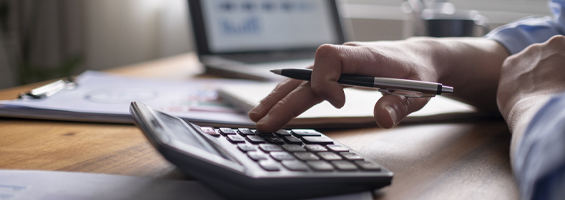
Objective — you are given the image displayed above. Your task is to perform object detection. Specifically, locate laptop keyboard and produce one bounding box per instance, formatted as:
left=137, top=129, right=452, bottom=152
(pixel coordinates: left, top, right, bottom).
left=219, top=51, right=315, bottom=64
left=199, top=127, right=382, bottom=172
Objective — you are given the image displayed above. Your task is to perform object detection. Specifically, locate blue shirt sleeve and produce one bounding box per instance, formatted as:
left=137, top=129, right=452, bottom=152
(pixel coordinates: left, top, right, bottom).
left=514, top=92, right=565, bottom=200
left=485, top=0, right=565, bottom=54
left=487, top=1, right=565, bottom=199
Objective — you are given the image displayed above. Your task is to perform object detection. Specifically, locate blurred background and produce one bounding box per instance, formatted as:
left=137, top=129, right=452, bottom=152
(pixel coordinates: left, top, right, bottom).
left=0, top=0, right=551, bottom=89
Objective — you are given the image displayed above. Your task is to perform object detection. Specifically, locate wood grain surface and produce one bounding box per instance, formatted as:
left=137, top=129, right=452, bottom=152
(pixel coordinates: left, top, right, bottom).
left=0, top=53, right=519, bottom=199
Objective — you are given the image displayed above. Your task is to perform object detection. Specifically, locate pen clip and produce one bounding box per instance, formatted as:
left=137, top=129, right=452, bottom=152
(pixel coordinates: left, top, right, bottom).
left=18, top=77, right=78, bottom=99
left=378, top=88, right=436, bottom=98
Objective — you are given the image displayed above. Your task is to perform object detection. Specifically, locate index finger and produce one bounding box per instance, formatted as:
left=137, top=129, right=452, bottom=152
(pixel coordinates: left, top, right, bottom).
left=248, top=78, right=303, bottom=122
left=255, top=82, right=324, bottom=133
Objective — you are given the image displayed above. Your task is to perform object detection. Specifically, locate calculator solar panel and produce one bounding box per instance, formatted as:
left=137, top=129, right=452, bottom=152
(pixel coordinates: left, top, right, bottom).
left=130, top=102, right=392, bottom=200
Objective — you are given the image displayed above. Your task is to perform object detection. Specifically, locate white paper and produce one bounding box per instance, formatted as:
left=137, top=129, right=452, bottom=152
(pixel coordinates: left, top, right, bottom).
left=0, top=71, right=257, bottom=125
left=0, top=170, right=372, bottom=200
left=219, top=83, right=477, bottom=119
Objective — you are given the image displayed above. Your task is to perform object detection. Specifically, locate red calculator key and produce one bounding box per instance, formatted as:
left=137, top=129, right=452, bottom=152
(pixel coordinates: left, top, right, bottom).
left=200, top=127, right=220, bottom=137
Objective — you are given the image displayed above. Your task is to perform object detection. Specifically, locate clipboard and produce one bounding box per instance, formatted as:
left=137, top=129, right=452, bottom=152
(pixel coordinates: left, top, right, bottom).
left=0, top=71, right=259, bottom=127
left=18, top=77, right=78, bottom=99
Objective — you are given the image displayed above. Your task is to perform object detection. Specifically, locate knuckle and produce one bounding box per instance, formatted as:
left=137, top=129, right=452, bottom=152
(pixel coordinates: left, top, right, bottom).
left=503, top=52, right=520, bottom=65
left=343, top=41, right=361, bottom=46
left=315, top=44, right=340, bottom=59
left=547, top=35, right=565, bottom=44
left=517, top=42, right=542, bottom=56
left=544, top=35, right=565, bottom=50
left=526, top=42, right=542, bottom=52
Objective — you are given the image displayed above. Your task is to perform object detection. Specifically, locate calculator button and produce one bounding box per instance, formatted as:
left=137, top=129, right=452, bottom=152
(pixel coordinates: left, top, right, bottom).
left=294, top=152, right=320, bottom=161
left=247, top=152, right=267, bottom=161
left=282, top=160, right=309, bottom=171
left=270, top=152, right=295, bottom=161
left=304, top=144, right=328, bottom=152
left=307, top=161, right=334, bottom=171
left=218, top=128, right=237, bottom=135
left=340, top=152, right=364, bottom=160
left=275, top=129, right=292, bottom=136
left=331, top=161, right=358, bottom=171
left=259, top=161, right=280, bottom=171
left=237, top=128, right=254, bottom=135
left=282, top=144, right=306, bottom=152
left=291, top=129, right=322, bottom=137
left=238, top=144, right=257, bottom=152
left=263, top=136, right=285, bottom=144
left=317, top=152, right=342, bottom=160
left=227, top=135, right=246, bottom=143
left=326, top=145, right=350, bottom=152
left=259, top=144, right=283, bottom=152
left=255, top=131, right=274, bottom=137
left=246, top=135, right=266, bottom=144
left=354, top=161, right=382, bottom=171
left=302, top=136, right=333, bottom=145
left=283, top=136, right=303, bottom=144
left=200, top=127, right=220, bottom=137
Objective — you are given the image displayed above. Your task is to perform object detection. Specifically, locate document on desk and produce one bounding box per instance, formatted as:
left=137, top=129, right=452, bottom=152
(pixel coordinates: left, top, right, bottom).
left=0, top=170, right=372, bottom=200
left=0, top=71, right=258, bottom=127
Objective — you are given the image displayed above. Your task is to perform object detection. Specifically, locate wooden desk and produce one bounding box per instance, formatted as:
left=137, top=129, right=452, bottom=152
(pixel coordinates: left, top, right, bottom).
left=0, top=53, right=519, bottom=199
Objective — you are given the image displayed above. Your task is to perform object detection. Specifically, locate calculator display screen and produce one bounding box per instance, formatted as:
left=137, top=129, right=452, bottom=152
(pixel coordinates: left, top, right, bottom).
left=156, top=112, right=220, bottom=156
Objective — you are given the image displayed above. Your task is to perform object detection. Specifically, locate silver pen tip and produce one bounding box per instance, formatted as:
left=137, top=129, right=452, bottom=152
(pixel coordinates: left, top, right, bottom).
left=442, top=85, right=454, bottom=94
left=270, top=69, right=282, bottom=75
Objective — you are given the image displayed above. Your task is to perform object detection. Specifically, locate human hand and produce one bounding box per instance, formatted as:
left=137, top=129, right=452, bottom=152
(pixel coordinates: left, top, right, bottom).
left=497, top=35, right=565, bottom=133
left=249, top=40, right=442, bottom=133
left=250, top=38, right=507, bottom=133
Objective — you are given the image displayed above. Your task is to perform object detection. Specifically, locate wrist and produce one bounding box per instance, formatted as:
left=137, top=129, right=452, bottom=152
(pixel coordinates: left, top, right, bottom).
left=412, top=37, right=507, bottom=112
left=504, top=95, right=550, bottom=133
left=504, top=95, right=551, bottom=159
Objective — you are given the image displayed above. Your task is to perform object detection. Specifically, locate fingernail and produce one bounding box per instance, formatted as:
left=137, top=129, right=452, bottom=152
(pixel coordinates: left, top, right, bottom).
left=257, top=114, right=270, bottom=125
left=385, top=106, right=398, bottom=126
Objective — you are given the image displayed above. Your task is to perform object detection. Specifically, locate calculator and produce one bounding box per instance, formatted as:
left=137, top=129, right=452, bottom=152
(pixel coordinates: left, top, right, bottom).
left=129, top=102, right=393, bottom=200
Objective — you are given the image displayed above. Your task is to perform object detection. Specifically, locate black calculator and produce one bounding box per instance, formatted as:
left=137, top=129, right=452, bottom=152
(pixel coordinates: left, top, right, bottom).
left=130, top=102, right=392, bottom=200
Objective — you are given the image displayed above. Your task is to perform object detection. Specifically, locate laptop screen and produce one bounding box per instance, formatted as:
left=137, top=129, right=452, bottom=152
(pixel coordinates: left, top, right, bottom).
left=192, top=0, right=343, bottom=54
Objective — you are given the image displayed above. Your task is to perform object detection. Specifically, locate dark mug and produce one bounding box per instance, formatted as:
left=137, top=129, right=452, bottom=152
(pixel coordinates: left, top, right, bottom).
left=423, top=10, right=489, bottom=37
left=426, top=18, right=475, bottom=37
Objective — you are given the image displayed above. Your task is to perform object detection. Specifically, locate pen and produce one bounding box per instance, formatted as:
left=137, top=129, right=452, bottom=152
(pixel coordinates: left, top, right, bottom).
left=270, top=68, right=453, bottom=97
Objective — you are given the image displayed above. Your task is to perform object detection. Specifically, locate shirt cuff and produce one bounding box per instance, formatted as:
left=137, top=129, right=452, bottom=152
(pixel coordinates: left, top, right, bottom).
left=485, top=16, right=561, bottom=55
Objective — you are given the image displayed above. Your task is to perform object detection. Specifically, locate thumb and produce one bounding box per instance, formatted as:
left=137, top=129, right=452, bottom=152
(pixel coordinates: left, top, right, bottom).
left=374, top=95, right=430, bottom=128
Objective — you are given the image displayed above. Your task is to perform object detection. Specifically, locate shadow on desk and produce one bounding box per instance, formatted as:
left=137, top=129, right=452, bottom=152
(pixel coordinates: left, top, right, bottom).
left=325, top=121, right=518, bottom=200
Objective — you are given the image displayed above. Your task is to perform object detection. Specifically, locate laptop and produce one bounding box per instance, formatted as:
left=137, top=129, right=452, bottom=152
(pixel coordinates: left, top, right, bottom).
left=188, top=0, right=346, bottom=80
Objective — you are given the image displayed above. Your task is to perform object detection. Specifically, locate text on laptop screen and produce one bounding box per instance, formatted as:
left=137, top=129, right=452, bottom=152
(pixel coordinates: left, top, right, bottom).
left=201, top=0, right=339, bottom=53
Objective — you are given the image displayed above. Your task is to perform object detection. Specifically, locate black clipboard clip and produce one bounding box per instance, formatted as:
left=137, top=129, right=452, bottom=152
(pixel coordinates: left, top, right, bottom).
left=18, top=77, right=78, bottom=99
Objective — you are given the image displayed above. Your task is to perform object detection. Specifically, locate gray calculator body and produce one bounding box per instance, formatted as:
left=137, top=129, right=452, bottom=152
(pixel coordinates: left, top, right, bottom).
left=130, top=102, right=392, bottom=200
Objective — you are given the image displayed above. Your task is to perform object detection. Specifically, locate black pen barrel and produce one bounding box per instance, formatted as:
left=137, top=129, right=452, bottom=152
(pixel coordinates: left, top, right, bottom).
left=280, top=69, right=312, bottom=81
left=273, top=68, right=452, bottom=95
left=281, top=69, right=374, bottom=88
left=337, top=74, right=374, bottom=87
